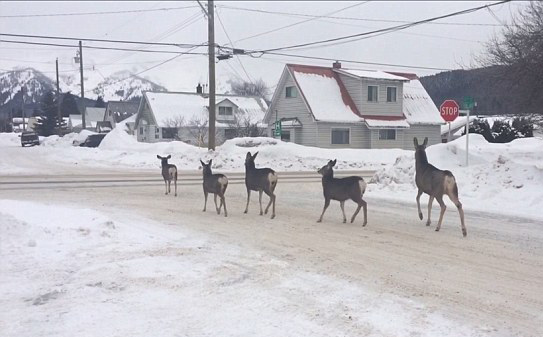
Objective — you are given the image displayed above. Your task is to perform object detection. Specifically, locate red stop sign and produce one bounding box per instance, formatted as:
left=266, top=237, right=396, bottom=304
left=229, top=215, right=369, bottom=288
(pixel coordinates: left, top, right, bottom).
left=440, top=100, right=459, bottom=122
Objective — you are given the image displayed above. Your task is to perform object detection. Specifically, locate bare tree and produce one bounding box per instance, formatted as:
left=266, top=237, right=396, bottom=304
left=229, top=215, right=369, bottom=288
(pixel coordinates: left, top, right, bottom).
left=226, top=111, right=266, bottom=138
left=228, top=78, right=271, bottom=103
left=186, top=116, right=209, bottom=147
left=482, top=1, right=543, bottom=115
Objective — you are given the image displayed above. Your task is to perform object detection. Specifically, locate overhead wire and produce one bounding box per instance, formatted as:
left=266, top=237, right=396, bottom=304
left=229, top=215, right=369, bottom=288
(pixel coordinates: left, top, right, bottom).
left=0, top=5, right=199, bottom=18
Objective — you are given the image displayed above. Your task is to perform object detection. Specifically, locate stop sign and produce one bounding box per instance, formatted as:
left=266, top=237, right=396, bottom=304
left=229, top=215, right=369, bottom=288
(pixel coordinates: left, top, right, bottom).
left=440, top=100, right=459, bottom=122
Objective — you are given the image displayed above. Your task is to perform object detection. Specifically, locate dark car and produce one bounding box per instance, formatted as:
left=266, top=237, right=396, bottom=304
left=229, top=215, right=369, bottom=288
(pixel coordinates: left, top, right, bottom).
left=79, top=134, right=107, bottom=148
left=20, top=131, right=40, bottom=147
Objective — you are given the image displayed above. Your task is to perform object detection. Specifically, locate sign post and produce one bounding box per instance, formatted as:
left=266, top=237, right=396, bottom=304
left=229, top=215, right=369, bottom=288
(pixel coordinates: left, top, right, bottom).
left=439, top=100, right=459, bottom=143
left=274, top=121, right=282, bottom=138
left=462, top=96, right=475, bottom=167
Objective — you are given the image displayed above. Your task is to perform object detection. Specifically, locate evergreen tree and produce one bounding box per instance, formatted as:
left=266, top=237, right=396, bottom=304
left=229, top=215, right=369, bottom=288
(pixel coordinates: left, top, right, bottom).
left=60, top=92, right=80, bottom=117
left=94, top=96, right=106, bottom=108
left=34, top=91, right=66, bottom=136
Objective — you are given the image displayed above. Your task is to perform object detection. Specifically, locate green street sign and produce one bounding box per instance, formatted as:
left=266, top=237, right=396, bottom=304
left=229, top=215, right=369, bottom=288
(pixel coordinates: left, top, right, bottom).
left=274, top=121, right=282, bottom=136
left=463, top=96, right=475, bottom=110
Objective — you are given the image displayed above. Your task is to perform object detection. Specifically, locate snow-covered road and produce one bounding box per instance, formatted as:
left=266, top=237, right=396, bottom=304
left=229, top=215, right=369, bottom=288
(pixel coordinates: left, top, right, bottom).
left=1, top=178, right=542, bottom=336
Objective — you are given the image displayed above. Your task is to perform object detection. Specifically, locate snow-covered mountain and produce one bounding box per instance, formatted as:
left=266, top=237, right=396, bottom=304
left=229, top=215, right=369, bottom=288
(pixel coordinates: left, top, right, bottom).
left=1, top=67, right=168, bottom=106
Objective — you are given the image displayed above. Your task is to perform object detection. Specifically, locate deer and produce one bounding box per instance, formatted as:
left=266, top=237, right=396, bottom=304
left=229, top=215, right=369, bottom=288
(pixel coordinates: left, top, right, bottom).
left=157, top=155, right=177, bottom=196
left=413, top=137, right=467, bottom=237
left=244, top=152, right=278, bottom=219
left=200, top=159, right=228, bottom=217
left=317, top=159, right=368, bottom=225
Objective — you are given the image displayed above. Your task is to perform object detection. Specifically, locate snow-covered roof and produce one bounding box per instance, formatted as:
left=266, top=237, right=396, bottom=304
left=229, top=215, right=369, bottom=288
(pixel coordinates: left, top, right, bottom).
left=337, top=69, right=410, bottom=81
left=364, top=118, right=410, bottom=129
left=402, top=79, right=444, bottom=125
left=144, top=92, right=267, bottom=128
left=85, top=107, right=106, bottom=122
left=440, top=116, right=477, bottom=135
left=289, top=65, right=362, bottom=123
left=106, top=101, right=140, bottom=123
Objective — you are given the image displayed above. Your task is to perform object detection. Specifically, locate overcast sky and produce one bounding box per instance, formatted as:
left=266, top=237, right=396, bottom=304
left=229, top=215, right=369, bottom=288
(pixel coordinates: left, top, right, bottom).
left=0, top=1, right=529, bottom=93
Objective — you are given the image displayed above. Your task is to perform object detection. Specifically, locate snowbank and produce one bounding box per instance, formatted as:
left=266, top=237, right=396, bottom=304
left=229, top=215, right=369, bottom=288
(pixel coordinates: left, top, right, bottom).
left=371, top=134, right=543, bottom=220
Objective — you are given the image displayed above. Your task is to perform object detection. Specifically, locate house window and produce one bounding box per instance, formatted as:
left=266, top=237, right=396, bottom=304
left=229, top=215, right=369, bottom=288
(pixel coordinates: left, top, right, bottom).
left=378, top=129, right=396, bottom=140
left=387, top=87, right=397, bottom=102
left=219, top=106, right=233, bottom=116
left=331, top=128, right=350, bottom=145
left=162, top=127, right=178, bottom=139
left=281, top=130, right=291, bottom=142
left=367, top=86, right=378, bottom=102
left=286, top=86, right=297, bottom=98
left=139, top=126, right=144, bottom=134
left=155, top=127, right=160, bottom=139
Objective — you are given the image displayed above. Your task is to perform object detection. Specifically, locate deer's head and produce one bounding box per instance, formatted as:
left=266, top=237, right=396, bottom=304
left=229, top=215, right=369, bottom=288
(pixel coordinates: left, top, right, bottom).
left=157, top=154, right=171, bottom=167
left=318, top=159, right=337, bottom=177
left=245, top=151, right=259, bottom=169
left=413, top=137, right=429, bottom=164
left=200, top=159, right=213, bottom=175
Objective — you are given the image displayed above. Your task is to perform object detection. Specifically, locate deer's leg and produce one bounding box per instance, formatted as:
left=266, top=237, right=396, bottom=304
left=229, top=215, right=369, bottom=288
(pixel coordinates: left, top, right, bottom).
left=340, top=201, right=347, bottom=223
left=351, top=199, right=367, bottom=226
left=317, top=198, right=330, bottom=223
left=244, top=189, right=251, bottom=214
left=426, top=195, right=434, bottom=226
left=164, top=180, right=168, bottom=195
left=258, top=190, right=264, bottom=216
left=174, top=178, right=177, bottom=197
left=448, top=193, right=467, bottom=237
left=222, top=196, right=228, bottom=217
left=214, top=194, right=220, bottom=214
left=203, top=191, right=208, bottom=212
left=416, top=189, right=423, bottom=220
left=168, top=180, right=172, bottom=194
left=435, top=196, right=447, bottom=232
left=271, top=193, right=276, bottom=219
left=264, top=190, right=275, bottom=219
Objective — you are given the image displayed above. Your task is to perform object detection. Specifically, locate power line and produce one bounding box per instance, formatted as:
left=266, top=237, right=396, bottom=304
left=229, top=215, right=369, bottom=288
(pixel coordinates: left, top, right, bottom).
left=0, top=39, right=207, bottom=55
left=231, top=1, right=371, bottom=45
left=218, top=4, right=511, bottom=27
left=254, top=0, right=511, bottom=53
left=0, top=5, right=199, bottom=18
left=0, top=33, right=203, bottom=48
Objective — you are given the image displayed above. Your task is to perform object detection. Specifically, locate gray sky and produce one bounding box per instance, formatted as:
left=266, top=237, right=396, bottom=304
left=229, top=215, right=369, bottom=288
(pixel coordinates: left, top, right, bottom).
left=0, top=1, right=530, bottom=93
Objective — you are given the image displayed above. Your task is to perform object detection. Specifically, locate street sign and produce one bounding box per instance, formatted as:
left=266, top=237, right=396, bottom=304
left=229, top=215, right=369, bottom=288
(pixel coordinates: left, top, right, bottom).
left=274, top=121, right=282, bottom=137
left=440, top=100, right=460, bottom=122
left=463, top=96, right=475, bottom=110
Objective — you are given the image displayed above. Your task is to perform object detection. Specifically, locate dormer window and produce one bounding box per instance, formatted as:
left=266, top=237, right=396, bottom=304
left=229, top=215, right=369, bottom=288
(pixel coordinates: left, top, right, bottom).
left=218, top=106, right=233, bottom=116
left=286, top=86, right=297, bottom=98
left=368, top=85, right=378, bottom=102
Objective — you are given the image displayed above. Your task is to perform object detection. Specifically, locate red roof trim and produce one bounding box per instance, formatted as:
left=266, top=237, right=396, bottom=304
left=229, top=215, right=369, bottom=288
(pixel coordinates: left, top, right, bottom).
left=362, top=114, right=407, bottom=121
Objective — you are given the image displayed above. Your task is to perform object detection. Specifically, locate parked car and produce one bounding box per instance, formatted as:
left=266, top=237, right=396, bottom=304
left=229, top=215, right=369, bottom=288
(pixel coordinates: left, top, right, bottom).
left=79, top=134, right=107, bottom=148
left=19, top=131, right=40, bottom=147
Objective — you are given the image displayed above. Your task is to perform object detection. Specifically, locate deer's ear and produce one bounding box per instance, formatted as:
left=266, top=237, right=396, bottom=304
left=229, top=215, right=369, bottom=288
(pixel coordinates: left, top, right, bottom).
left=200, top=159, right=205, bottom=166
left=167, top=154, right=171, bottom=159
left=208, top=159, right=212, bottom=165
left=422, top=137, right=428, bottom=147
left=413, top=137, right=419, bottom=148
left=246, top=152, right=252, bottom=159
left=332, top=159, right=337, bottom=166
left=157, top=155, right=161, bottom=159
left=252, top=152, right=259, bottom=159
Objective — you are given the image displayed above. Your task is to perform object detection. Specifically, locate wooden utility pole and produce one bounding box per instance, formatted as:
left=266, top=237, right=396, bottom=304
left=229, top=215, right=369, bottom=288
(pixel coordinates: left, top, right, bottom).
left=21, top=87, right=25, bottom=131
left=207, top=0, right=216, bottom=150
left=79, top=41, right=86, bottom=129
left=56, top=58, right=62, bottom=135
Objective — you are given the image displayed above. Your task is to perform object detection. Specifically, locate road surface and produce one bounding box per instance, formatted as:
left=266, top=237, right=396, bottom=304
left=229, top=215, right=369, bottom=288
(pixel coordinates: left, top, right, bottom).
left=1, top=170, right=542, bottom=336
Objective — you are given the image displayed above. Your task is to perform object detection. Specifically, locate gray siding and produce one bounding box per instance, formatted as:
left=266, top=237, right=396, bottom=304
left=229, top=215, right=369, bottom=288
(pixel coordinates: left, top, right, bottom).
left=266, top=71, right=317, bottom=146
left=315, top=122, right=371, bottom=148
left=370, top=129, right=406, bottom=149
left=338, top=73, right=404, bottom=117
left=403, top=124, right=442, bottom=149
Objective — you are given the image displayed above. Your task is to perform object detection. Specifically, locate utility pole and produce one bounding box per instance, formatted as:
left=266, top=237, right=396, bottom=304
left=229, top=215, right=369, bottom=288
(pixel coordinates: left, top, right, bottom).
left=207, top=0, right=216, bottom=150
left=56, top=58, right=62, bottom=135
left=79, top=41, right=86, bottom=129
left=21, top=87, right=25, bottom=131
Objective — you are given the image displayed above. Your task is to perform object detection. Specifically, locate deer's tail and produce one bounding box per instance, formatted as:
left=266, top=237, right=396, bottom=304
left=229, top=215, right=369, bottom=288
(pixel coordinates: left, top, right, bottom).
left=358, top=178, right=367, bottom=197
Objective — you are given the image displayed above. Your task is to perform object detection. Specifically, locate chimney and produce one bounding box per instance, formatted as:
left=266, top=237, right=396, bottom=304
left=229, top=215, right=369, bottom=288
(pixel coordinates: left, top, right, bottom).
left=196, top=83, right=203, bottom=94
left=332, top=61, right=341, bottom=69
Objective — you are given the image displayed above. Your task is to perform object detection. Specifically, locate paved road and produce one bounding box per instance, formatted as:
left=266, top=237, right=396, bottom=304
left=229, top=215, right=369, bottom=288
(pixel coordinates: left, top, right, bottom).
left=0, top=170, right=376, bottom=191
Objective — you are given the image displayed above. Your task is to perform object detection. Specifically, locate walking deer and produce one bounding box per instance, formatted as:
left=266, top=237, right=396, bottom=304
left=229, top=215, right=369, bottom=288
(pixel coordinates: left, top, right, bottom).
left=413, top=137, right=467, bottom=237
left=244, top=152, right=278, bottom=219
left=200, top=159, right=228, bottom=217
left=317, top=159, right=368, bottom=225
left=157, top=155, right=177, bottom=196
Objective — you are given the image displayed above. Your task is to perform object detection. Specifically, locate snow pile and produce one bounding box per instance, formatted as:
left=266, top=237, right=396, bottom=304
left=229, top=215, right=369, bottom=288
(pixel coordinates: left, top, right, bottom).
left=371, top=134, right=543, bottom=220
left=0, top=200, right=482, bottom=336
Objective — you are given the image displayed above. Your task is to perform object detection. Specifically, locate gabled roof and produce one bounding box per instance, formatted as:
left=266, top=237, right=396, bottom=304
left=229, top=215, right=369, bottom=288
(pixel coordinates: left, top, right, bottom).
left=141, top=91, right=267, bottom=128
left=336, top=69, right=410, bottom=81
left=401, top=79, right=444, bottom=125
left=105, top=101, right=140, bottom=123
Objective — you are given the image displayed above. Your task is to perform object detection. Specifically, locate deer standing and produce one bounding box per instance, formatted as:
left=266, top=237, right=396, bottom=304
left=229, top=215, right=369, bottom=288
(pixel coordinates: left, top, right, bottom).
left=200, top=159, right=228, bottom=217
left=157, top=155, right=177, bottom=196
left=413, top=137, right=467, bottom=237
left=244, top=152, right=278, bottom=219
left=317, top=159, right=368, bottom=225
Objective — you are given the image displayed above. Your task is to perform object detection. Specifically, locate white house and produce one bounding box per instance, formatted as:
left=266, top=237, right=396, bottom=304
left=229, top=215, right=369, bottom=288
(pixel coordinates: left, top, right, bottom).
left=134, top=91, right=268, bottom=145
left=264, top=62, right=444, bottom=149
